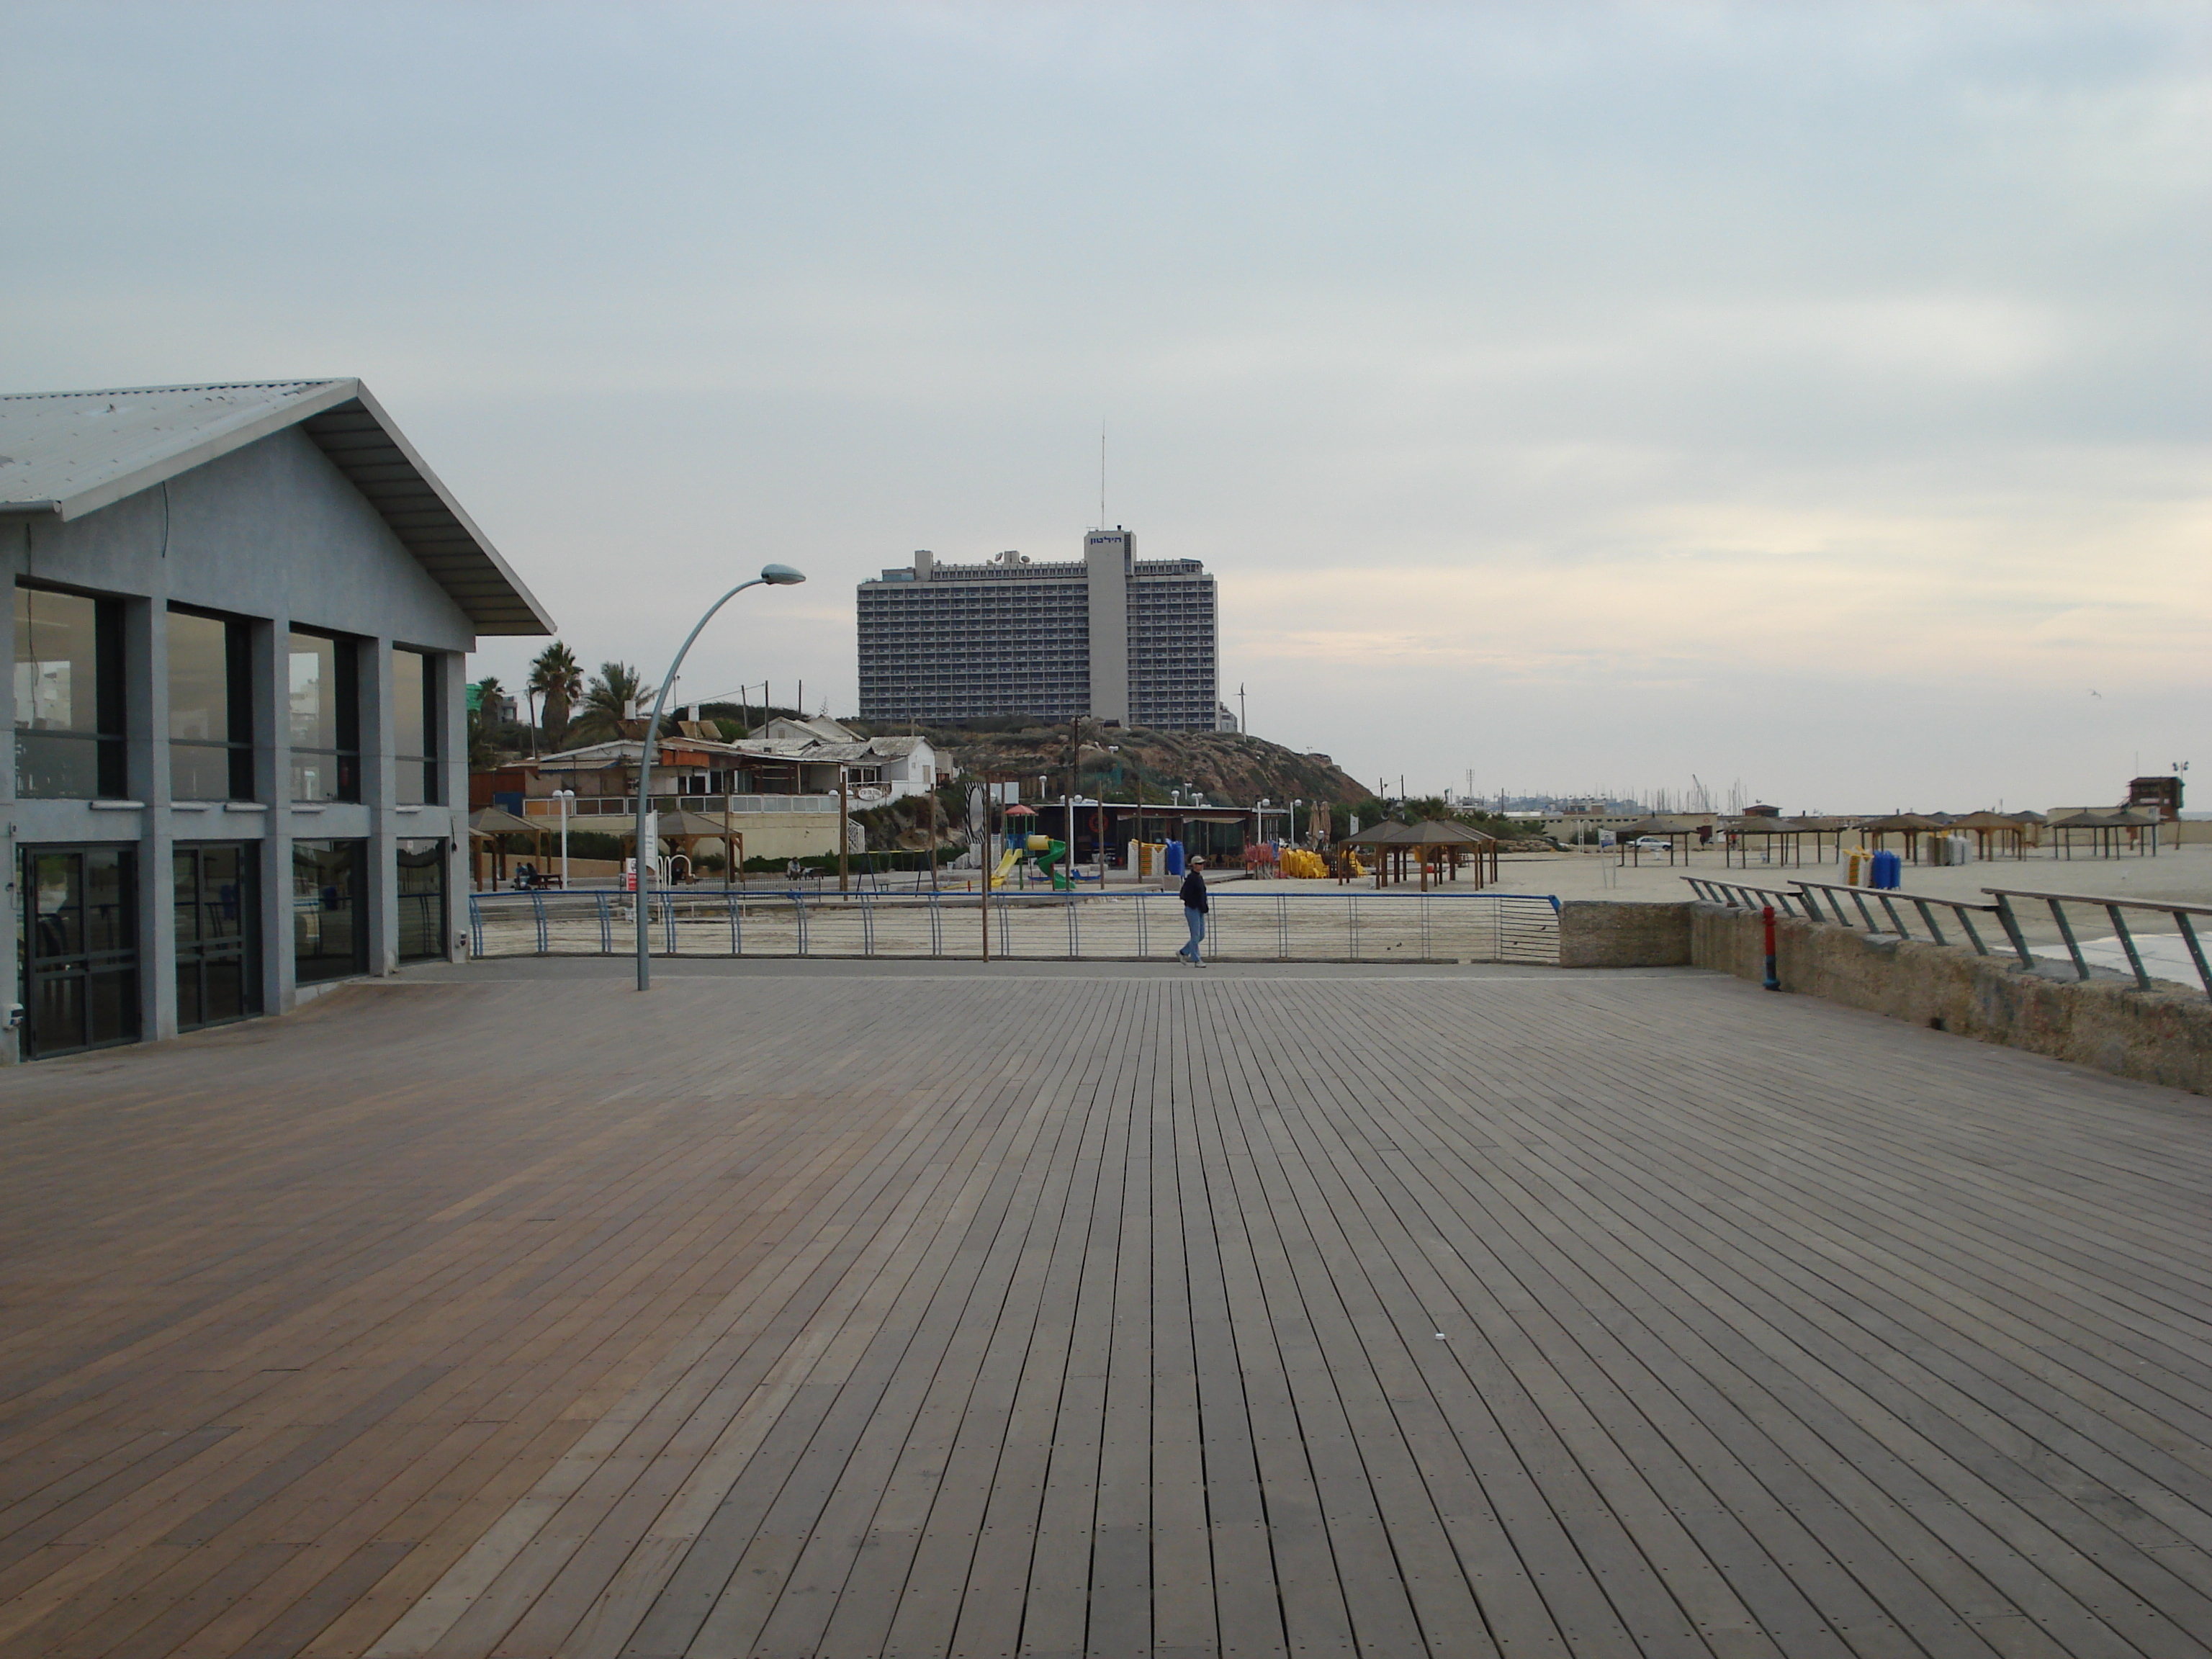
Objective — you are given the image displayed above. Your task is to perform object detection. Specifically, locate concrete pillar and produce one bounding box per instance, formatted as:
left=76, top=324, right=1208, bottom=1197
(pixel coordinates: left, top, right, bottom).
left=361, top=637, right=397, bottom=976
left=257, top=612, right=292, bottom=1015
left=140, top=598, right=184, bottom=1040
left=0, top=523, right=21, bottom=1062
left=439, top=649, right=467, bottom=961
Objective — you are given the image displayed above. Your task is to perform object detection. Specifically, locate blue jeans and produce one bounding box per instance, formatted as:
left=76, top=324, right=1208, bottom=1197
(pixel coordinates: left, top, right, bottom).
left=1182, top=907, right=1206, bottom=961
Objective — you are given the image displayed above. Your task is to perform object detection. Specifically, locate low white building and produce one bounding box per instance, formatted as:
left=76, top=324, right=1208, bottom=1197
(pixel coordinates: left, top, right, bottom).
left=744, top=716, right=938, bottom=805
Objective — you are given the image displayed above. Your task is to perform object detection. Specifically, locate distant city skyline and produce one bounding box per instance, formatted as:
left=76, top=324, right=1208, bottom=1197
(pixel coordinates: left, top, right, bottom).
left=4, top=1, right=2204, bottom=810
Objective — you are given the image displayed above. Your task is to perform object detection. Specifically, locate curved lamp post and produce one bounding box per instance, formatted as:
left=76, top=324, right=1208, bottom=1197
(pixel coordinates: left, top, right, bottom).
left=635, top=563, right=806, bottom=990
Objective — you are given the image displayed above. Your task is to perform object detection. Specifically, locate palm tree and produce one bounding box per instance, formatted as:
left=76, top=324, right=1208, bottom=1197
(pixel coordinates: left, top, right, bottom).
left=569, top=662, right=657, bottom=745
left=468, top=675, right=508, bottom=770
left=527, top=641, right=583, bottom=755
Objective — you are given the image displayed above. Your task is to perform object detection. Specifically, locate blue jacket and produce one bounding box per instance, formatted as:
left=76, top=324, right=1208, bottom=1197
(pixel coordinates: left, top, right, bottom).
left=1179, top=869, right=1208, bottom=913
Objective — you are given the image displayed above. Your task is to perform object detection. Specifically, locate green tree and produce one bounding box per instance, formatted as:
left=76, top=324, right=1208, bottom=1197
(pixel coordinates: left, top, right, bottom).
left=527, top=640, right=583, bottom=753
left=569, top=662, right=657, bottom=745
left=469, top=675, right=508, bottom=770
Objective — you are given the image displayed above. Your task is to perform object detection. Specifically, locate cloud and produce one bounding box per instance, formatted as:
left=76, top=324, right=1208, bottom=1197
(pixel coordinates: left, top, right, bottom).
left=1, top=0, right=2206, bottom=807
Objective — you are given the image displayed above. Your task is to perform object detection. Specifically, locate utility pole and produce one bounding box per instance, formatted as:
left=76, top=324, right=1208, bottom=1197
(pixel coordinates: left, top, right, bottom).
left=1238, top=683, right=1246, bottom=736
left=837, top=765, right=849, bottom=891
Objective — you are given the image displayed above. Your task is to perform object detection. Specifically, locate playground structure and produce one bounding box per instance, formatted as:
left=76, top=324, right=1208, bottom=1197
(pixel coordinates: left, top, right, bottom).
left=992, top=832, right=1075, bottom=891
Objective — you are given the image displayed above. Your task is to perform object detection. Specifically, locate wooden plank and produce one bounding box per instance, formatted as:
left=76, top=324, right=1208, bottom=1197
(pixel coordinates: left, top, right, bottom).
left=0, top=968, right=2208, bottom=1657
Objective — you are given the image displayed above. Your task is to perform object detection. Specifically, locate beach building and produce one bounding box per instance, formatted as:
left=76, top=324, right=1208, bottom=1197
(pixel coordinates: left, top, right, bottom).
left=479, top=719, right=939, bottom=870
left=855, top=529, right=1219, bottom=729
left=1, top=379, right=552, bottom=1060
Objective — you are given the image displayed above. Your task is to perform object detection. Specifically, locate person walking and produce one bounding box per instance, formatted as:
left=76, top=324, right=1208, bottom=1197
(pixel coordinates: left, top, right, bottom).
left=1177, top=856, right=1210, bottom=966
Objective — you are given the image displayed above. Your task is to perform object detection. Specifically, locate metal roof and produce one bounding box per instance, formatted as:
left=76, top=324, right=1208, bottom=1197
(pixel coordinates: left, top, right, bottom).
left=0, top=379, right=554, bottom=636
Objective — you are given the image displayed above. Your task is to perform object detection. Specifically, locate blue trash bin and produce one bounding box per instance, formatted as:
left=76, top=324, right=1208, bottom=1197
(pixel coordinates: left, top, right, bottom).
left=1164, top=840, right=1186, bottom=877
left=1870, top=850, right=1902, bottom=890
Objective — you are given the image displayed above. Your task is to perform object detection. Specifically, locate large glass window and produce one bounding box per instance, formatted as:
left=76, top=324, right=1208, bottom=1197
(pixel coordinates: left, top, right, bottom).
left=176, top=843, right=260, bottom=1031
left=397, top=840, right=448, bottom=961
left=14, top=585, right=125, bottom=799
left=292, top=839, right=368, bottom=984
left=393, top=649, right=439, bottom=806
left=288, top=630, right=359, bottom=801
left=169, top=608, right=253, bottom=801
left=19, top=845, right=138, bottom=1058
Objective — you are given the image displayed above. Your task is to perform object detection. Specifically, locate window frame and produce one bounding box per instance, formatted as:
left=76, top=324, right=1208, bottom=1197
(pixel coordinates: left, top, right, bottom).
left=393, top=648, right=441, bottom=806
left=168, top=605, right=255, bottom=802
left=286, top=626, right=361, bottom=803
left=13, top=581, right=127, bottom=800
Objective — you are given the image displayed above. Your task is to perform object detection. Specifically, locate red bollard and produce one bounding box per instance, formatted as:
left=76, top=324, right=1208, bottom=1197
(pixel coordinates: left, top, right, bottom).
left=1762, top=905, right=1781, bottom=991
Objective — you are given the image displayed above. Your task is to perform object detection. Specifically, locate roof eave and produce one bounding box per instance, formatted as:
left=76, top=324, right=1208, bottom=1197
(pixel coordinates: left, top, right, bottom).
left=341, top=384, right=557, bottom=637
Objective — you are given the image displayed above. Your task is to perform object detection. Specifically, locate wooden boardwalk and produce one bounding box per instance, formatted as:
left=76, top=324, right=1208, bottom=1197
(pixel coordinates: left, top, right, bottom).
left=0, top=963, right=2208, bottom=1658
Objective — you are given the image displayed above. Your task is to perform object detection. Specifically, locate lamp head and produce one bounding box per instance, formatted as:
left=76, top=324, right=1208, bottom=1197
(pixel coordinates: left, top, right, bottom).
left=760, top=564, right=806, bottom=585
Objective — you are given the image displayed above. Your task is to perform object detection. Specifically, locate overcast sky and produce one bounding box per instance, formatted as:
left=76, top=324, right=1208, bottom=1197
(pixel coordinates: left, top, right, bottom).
left=6, top=1, right=2206, bottom=810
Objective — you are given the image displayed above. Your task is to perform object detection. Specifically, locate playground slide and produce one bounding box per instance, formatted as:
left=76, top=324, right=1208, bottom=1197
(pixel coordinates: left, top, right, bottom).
left=989, top=847, right=1020, bottom=889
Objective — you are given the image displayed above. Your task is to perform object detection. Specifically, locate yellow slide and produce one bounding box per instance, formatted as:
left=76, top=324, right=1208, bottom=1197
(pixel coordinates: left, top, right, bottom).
left=989, top=847, right=1020, bottom=889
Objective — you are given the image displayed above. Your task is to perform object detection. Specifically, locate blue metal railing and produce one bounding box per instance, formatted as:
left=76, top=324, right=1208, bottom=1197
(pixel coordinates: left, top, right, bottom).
left=464, top=887, right=1564, bottom=966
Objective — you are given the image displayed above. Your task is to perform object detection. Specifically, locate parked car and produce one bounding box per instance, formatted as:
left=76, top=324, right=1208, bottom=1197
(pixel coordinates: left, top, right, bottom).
left=1630, top=836, right=1673, bottom=850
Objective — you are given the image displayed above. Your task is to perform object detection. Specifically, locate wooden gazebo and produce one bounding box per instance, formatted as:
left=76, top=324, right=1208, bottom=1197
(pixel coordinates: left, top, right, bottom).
left=626, top=807, right=748, bottom=886
left=468, top=806, right=548, bottom=890
left=1722, top=815, right=1815, bottom=868
left=1946, top=810, right=2030, bottom=860
left=2048, top=809, right=2162, bottom=860
left=1347, top=819, right=1499, bottom=890
left=1860, top=813, right=1948, bottom=864
left=1611, top=818, right=1699, bottom=866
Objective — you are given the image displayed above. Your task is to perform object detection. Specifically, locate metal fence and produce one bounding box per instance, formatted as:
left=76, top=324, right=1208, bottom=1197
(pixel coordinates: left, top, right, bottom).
left=1685, top=876, right=2212, bottom=999
left=467, top=888, right=1563, bottom=965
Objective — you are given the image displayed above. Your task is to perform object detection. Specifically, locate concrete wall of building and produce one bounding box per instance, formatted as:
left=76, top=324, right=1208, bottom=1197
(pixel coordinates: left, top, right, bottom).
left=3, top=426, right=477, bottom=1060
left=547, top=813, right=841, bottom=866
left=1085, top=531, right=1130, bottom=726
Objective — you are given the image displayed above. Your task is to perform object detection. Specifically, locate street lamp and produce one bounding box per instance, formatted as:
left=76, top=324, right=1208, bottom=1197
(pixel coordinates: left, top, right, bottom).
left=635, top=563, right=805, bottom=990
left=554, top=788, right=576, bottom=889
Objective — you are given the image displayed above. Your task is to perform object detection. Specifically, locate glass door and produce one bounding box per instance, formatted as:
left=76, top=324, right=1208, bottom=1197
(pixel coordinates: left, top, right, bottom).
left=175, top=844, right=260, bottom=1031
left=292, top=840, right=368, bottom=984
left=396, top=840, right=447, bottom=962
left=19, top=846, right=139, bottom=1058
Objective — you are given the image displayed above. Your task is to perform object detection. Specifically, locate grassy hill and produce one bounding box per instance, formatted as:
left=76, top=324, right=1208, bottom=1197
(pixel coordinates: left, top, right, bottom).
left=852, top=719, right=1372, bottom=811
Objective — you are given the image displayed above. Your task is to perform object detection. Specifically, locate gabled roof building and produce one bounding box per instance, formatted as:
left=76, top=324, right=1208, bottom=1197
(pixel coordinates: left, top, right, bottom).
left=1, top=379, right=552, bottom=1060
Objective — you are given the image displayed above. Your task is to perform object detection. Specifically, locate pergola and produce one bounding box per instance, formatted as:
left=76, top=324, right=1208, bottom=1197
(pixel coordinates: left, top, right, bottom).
left=1858, top=813, right=1949, bottom=864
left=1610, top=818, right=1700, bottom=866
left=1347, top=819, right=1499, bottom=891
left=1722, top=815, right=1815, bottom=868
left=1946, top=810, right=2031, bottom=860
left=626, top=806, right=749, bottom=885
left=468, top=806, right=548, bottom=890
left=2047, top=809, right=2162, bottom=860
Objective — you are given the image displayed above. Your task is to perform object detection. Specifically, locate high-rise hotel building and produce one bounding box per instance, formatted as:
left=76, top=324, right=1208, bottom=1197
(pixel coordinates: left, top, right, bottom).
left=857, top=531, right=1219, bottom=729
